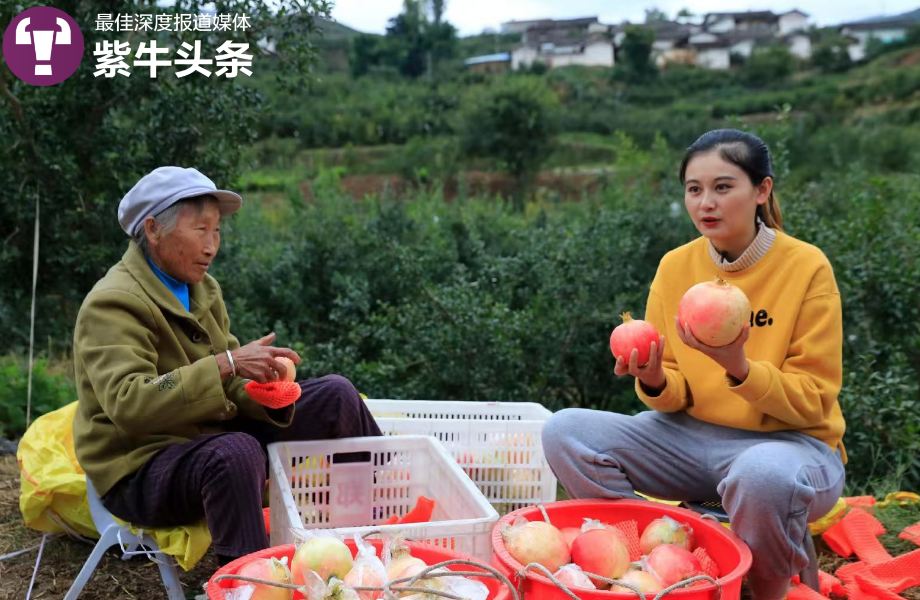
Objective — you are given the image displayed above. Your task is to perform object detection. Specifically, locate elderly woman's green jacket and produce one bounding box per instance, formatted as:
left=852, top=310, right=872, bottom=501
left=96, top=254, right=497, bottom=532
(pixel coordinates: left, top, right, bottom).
left=73, top=242, right=293, bottom=497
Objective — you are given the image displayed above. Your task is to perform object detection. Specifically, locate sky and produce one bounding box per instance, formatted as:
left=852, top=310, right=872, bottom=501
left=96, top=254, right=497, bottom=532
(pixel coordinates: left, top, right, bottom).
left=329, top=0, right=920, bottom=36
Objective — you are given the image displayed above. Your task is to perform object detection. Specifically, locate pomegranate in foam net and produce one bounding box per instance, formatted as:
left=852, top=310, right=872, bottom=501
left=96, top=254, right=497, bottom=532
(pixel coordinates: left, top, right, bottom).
left=640, top=515, right=694, bottom=554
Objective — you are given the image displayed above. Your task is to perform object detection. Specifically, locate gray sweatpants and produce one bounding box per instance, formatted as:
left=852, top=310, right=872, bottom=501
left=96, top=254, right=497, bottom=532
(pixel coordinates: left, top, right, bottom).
left=542, top=408, right=845, bottom=600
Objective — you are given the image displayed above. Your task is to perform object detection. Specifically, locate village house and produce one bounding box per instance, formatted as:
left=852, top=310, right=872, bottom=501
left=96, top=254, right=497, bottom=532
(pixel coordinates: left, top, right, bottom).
left=464, top=52, right=512, bottom=75
left=465, top=9, right=814, bottom=73
left=510, top=18, right=615, bottom=69
left=840, top=18, right=917, bottom=61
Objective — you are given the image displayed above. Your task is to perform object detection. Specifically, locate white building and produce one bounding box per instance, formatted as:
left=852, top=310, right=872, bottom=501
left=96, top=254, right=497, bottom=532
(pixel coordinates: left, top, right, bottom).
left=501, top=17, right=598, bottom=35
left=785, top=32, right=812, bottom=59
left=840, top=19, right=915, bottom=61
left=693, top=41, right=731, bottom=69
left=509, top=19, right=615, bottom=70
left=778, top=10, right=810, bottom=35
left=688, top=9, right=812, bottom=67
left=511, top=35, right=614, bottom=69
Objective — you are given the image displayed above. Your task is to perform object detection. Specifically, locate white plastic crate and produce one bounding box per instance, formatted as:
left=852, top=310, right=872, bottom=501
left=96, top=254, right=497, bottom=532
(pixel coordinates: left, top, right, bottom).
left=365, top=400, right=557, bottom=516
left=268, top=435, right=499, bottom=561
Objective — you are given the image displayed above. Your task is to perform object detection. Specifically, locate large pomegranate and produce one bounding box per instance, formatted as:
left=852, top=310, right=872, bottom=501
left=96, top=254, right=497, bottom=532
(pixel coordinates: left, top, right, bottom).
left=612, top=569, right=664, bottom=595
left=570, top=528, right=630, bottom=583
left=645, top=544, right=702, bottom=586
left=609, top=312, right=660, bottom=366
left=677, top=278, right=750, bottom=347
left=236, top=557, right=294, bottom=600
left=502, top=518, right=570, bottom=573
left=639, top=516, right=694, bottom=554
left=291, top=536, right=354, bottom=584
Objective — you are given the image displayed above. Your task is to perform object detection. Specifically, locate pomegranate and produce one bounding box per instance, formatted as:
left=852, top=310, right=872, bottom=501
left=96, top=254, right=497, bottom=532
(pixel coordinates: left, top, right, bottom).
left=344, top=562, right=386, bottom=600
left=501, top=518, right=570, bottom=573
left=677, top=278, right=750, bottom=347
left=291, top=536, right=354, bottom=584
left=276, top=356, right=297, bottom=381
left=640, top=516, right=694, bottom=554
left=236, top=557, right=294, bottom=600
left=386, top=554, right=427, bottom=581
left=609, top=312, right=660, bottom=366
left=553, top=564, right=596, bottom=590
left=345, top=535, right=388, bottom=600
left=612, top=569, right=664, bottom=595
left=570, top=528, right=630, bottom=583
left=645, top=544, right=702, bottom=586
left=560, top=527, right=581, bottom=551
left=394, top=563, right=446, bottom=598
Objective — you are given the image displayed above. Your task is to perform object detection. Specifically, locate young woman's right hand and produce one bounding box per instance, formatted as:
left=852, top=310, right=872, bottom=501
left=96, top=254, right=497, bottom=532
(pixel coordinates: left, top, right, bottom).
left=230, top=332, right=301, bottom=384
left=614, top=335, right=666, bottom=393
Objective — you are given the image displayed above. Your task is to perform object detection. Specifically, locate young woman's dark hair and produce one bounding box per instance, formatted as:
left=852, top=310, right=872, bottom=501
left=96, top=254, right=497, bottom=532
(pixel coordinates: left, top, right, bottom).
left=678, top=129, right=783, bottom=230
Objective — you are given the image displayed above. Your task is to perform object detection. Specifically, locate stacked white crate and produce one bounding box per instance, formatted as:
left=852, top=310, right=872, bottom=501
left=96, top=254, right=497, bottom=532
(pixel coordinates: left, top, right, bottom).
left=366, top=400, right=557, bottom=516
left=268, top=435, right=499, bottom=561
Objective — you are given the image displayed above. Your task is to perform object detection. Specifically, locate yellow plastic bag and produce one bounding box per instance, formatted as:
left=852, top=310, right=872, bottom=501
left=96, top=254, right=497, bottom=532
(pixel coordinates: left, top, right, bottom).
left=808, top=497, right=848, bottom=535
left=17, top=401, right=211, bottom=570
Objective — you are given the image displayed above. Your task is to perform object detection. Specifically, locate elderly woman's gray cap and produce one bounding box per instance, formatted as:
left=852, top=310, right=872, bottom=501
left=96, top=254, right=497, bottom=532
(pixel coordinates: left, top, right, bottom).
left=117, top=166, right=243, bottom=236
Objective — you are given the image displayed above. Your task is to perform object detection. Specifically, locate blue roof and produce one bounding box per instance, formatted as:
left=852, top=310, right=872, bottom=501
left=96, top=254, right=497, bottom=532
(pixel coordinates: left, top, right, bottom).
left=464, top=53, right=512, bottom=66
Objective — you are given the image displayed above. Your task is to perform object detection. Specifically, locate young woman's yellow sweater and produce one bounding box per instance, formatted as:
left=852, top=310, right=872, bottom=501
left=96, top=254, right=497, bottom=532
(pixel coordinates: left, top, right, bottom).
left=636, top=230, right=847, bottom=462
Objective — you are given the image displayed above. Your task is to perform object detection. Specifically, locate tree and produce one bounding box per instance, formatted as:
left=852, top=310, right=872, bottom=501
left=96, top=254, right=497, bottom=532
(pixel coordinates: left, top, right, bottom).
left=385, top=0, right=427, bottom=78
left=865, top=36, right=888, bottom=60
left=811, top=35, right=853, bottom=73
left=460, top=77, right=558, bottom=211
left=644, top=8, right=668, bottom=23
left=0, top=0, right=330, bottom=353
left=741, top=44, right=794, bottom=85
left=350, top=0, right=457, bottom=78
left=908, top=24, right=920, bottom=46
left=616, top=25, right=658, bottom=82
left=349, top=33, right=384, bottom=77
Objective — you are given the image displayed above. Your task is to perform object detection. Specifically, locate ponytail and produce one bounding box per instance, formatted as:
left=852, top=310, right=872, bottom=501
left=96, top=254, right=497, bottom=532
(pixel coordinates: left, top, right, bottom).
left=758, top=192, right=783, bottom=231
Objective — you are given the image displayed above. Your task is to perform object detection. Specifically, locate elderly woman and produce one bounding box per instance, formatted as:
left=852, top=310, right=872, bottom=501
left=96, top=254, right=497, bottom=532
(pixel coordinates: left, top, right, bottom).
left=73, top=166, right=381, bottom=564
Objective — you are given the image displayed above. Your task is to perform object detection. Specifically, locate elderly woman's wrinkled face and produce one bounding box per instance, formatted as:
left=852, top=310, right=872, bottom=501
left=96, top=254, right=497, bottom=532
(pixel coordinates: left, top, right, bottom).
left=150, top=201, right=221, bottom=283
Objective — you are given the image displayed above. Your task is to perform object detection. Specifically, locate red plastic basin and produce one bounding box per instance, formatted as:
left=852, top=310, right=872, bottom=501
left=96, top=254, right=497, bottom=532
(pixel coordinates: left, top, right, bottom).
left=491, top=499, right=752, bottom=600
left=208, top=538, right=509, bottom=599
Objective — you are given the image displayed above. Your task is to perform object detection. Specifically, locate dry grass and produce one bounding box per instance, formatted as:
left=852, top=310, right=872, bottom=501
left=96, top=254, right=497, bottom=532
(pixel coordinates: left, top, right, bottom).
left=0, top=455, right=218, bottom=600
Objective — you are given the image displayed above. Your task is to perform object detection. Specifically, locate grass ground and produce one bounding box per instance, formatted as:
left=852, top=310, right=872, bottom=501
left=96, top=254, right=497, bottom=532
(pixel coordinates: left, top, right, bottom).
left=1, top=454, right=918, bottom=600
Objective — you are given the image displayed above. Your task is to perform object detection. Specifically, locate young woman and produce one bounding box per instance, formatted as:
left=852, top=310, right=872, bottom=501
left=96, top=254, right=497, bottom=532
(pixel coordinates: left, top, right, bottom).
left=542, top=129, right=846, bottom=600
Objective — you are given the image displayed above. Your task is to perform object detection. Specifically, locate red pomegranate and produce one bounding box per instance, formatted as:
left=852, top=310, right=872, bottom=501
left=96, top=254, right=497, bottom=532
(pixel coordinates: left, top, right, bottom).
left=570, top=528, right=630, bottom=583
left=609, top=312, right=660, bottom=366
left=677, top=278, right=750, bottom=347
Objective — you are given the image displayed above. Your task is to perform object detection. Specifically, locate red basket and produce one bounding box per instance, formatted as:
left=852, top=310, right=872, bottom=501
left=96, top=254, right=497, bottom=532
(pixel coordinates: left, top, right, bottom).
left=207, top=538, right=508, bottom=600
left=490, top=499, right=752, bottom=600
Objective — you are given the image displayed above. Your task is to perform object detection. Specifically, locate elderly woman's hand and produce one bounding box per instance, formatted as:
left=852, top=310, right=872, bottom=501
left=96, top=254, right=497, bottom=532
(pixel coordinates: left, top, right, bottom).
left=227, top=333, right=301, bottom=384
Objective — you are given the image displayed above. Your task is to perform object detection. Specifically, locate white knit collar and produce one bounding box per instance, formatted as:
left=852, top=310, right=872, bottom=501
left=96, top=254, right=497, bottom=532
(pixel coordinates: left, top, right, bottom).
left=709, top=219, right=776, bottom=272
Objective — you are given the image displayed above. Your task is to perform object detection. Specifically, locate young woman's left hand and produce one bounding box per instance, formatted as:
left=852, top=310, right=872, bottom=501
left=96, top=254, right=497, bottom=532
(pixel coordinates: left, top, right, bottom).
left=675, top=317, right=751, bottom=382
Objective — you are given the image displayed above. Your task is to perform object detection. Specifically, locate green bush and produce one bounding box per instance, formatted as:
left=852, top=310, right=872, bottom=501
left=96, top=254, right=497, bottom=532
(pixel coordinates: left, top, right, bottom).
left=460, top=76, right=559, bottom=208
left=0, top=356, right=76, bottom=439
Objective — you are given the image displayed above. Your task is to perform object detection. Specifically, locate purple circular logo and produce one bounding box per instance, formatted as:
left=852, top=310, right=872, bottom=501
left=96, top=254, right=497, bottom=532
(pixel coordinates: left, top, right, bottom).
left=3, top=6, right=84, bottom=86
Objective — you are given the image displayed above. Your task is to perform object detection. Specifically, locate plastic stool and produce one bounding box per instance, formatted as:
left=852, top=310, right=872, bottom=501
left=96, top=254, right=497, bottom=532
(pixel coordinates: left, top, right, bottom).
left=63, top=478, right=184, bottom=600
left=682, top=500, right=820, bottom=592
